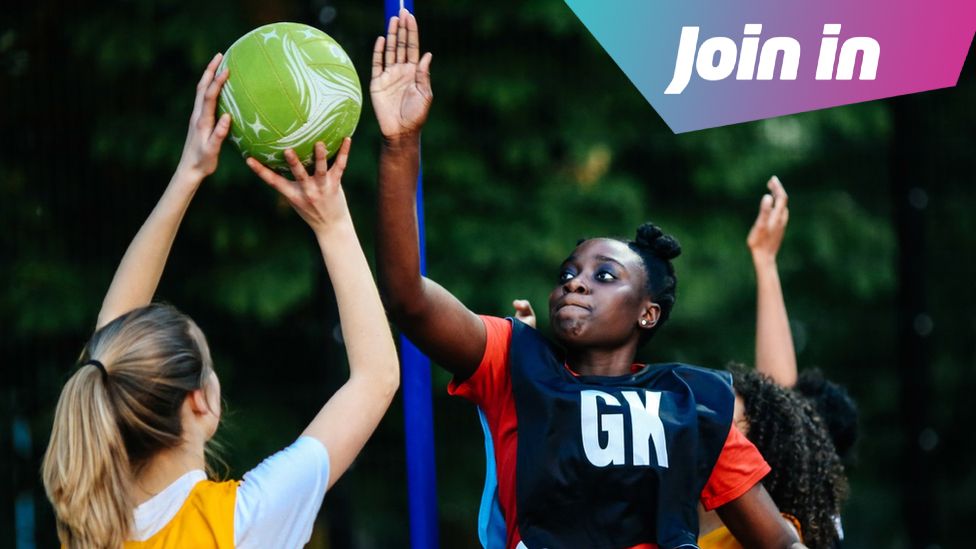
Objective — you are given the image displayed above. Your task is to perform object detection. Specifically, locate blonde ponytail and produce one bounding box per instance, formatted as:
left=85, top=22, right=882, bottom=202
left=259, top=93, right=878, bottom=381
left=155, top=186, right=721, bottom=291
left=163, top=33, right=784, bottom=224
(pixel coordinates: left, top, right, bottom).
left=42, top=365, right=133, bottom=548
left=42, top=304, right=215, bottom=548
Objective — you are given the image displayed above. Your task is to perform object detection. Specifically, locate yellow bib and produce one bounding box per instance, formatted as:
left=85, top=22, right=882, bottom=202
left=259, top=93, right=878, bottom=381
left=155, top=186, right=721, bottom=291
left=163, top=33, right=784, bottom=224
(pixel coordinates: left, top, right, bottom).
left=125, top=480, right=239, bottom=549
left=698, top=514, right=802, bottom=549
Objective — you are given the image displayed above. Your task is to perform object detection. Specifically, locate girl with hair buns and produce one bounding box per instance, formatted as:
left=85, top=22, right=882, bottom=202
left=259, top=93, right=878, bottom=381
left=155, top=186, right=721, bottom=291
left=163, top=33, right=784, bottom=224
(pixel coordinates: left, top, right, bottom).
left=42, top=54, right=399, bottom=548
left=518, top=179, right=850, bottom=548
left=371, top=10, right=803, bottom=549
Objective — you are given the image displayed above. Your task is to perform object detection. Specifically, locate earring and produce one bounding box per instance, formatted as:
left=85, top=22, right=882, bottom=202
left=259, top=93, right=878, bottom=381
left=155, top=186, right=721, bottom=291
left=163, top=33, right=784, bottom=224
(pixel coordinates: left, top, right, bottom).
left=640, top=319, right=649, bottom=326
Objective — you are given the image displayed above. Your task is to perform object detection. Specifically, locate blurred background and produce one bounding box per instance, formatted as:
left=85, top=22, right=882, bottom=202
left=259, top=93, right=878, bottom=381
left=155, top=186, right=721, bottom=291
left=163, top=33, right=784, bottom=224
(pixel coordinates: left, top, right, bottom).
left=3, top=1, right=974, bottom=547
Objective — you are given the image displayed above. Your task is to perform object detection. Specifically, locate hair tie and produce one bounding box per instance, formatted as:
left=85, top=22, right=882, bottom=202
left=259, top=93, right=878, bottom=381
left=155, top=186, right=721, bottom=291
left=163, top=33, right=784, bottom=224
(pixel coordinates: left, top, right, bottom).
left=82, top=359, right=108, bottom=378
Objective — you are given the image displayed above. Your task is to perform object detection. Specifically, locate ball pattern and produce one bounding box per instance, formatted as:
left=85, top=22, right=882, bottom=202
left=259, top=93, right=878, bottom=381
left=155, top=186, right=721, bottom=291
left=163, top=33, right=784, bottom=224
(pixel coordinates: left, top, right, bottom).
left=217, top=23, right=362, bottom=170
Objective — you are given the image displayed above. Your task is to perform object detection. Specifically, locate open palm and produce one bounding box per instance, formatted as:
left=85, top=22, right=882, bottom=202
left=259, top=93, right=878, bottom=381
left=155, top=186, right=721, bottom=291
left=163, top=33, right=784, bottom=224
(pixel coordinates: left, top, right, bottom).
left=370, top=10, right=433, bottom=139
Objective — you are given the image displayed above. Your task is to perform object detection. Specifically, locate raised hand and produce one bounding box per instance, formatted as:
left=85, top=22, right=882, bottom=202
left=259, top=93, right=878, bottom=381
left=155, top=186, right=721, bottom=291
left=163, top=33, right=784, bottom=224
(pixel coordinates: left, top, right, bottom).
left=513, top=299, right=537, bottom=328
left=177, top=53, right=232, bottom=181
left=97, top=55, right=232, bottom=328
left=370, top=9, right=433, bottom=140
left=747, top=176, right=789, bottom=264
left=748, top=175, right=798, bottom=387
left=246, top=138, right=353, bottom=236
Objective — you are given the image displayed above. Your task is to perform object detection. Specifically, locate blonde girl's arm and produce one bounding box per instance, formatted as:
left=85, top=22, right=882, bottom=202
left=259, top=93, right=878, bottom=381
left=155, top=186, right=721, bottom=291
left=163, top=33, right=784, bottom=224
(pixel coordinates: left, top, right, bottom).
left=247, top=138, right=399, bottom=488
left=746, top=176, right=798, bottom=387
left=96, top=54, right=231, bottom=329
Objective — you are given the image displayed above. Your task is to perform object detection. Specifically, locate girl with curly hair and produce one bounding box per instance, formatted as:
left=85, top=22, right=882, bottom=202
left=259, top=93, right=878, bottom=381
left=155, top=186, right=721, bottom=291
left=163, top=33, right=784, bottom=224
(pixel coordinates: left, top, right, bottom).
left=698, top=177, right=851, bottom=549
left=697, top=365, right=848, bottom=549
left=747, top=176, right=859, bottom=464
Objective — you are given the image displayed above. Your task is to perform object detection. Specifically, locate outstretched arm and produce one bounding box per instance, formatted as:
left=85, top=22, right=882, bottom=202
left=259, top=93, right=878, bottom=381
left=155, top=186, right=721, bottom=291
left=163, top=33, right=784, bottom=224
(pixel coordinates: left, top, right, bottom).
left=97, top=54, right=231, bottom=328
left=248, top=139, right=399, bottom=489
left=372, top=10, right=486, bottom=380
left=718, top=484, right=806, bottom=548
left=747, top=176, right=798, bottom=387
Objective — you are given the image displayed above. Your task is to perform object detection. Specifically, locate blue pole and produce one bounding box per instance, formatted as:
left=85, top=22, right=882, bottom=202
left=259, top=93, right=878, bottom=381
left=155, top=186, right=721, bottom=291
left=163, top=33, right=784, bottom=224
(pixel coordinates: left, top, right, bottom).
left=383, top=1, right=440, bottom=548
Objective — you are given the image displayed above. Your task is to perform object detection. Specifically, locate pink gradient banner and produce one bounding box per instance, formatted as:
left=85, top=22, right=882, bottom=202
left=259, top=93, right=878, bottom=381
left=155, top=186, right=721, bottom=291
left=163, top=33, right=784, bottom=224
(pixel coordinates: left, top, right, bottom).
left=564, top=0, right=976, bottom=132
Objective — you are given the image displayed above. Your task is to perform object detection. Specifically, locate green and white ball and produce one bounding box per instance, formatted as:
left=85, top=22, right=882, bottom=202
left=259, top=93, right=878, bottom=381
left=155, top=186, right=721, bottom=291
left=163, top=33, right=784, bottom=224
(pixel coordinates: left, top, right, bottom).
left=217, top=23, right=361, bottom=170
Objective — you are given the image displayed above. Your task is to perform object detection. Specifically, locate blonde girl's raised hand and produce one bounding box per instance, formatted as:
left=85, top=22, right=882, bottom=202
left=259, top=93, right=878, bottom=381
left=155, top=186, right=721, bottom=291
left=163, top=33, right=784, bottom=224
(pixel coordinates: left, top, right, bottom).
left=97, top=54, right=231, bottom=328
left=176, top=53, right=232, bottom=181
left=246, top=138, right=352, bottom=236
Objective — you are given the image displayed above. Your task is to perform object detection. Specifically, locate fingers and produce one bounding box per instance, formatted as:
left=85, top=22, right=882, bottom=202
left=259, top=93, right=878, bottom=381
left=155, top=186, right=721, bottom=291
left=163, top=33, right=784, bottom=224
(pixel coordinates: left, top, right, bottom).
left=208, top=113, right=232, bottom=149
left=284, top=149, right=310, bottom=183
left=767, top=175, right=788, bottom=208
left=767, top=175, right=786, bottom=198
left=372, top=36, right=385, bottom=78
left=406, top=11, right=420, bottom=64
left=396, top=9, right=408, bottom=64
left=192, top=53, right=223, bottom=121
left=767, top=175, right=788, bottom=226
left=199, top=68, right=230, bottom=131
left=416, top=52, right=433, bottom=94
left=246, top=157, right=300, bottom=201
left=755, top=193, right=773, bottom=227
left=313, top=142, right=329, bottom=177
left=197, top=53, right=222, bottom=91
left=329, top=138, right=352, bottom=180
left=385, top=16, right=398, bottom=67
left=513, top=299, right=537, bottom=328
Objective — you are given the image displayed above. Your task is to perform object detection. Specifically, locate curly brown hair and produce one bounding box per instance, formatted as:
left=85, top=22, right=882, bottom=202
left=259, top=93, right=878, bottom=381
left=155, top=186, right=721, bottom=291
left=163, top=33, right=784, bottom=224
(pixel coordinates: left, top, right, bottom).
left=729, top=364, right=848, bottom=549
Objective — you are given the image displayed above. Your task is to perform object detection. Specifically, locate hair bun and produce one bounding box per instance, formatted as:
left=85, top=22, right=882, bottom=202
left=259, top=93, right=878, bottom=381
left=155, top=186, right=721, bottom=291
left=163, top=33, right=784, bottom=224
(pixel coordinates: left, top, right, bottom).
left=635, top=222, right=681, bottom=260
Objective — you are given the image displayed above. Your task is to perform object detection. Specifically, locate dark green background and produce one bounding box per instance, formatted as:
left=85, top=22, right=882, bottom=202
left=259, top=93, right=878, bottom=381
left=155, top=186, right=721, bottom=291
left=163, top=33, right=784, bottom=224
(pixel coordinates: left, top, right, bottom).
left=3, top=1, right=974, bottom=547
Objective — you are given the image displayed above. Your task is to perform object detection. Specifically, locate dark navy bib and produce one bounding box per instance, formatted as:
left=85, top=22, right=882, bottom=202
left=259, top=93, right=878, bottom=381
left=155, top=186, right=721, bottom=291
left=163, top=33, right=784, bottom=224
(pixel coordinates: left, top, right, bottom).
left=509, top=320, right=733, bottom=549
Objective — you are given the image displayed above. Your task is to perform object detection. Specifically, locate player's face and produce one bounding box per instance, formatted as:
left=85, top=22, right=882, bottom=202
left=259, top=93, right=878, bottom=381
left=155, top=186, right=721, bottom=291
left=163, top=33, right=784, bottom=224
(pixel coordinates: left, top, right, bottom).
left=548, top=239, right=654, bottom=350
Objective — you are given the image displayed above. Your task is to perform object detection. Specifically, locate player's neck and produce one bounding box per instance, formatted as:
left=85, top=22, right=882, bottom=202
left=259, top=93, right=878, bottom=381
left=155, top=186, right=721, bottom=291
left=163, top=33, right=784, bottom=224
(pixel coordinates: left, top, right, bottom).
left=131, top=442, right=207, bottom=505
left=566, top=344, right=638, bottom=377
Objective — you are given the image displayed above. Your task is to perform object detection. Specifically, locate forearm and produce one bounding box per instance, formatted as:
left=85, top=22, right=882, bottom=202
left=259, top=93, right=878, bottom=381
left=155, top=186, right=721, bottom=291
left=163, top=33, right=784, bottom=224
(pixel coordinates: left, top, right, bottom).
left=316, top=220, right=399, bottom=392
left=304, top=219, right=399, bottom=487
left=376, top=135, right=427, bottom=316
left=373, top=134, right=486, bottom=377
left=753, top=253, right=798, bottom=387
left=718, top=484, right=802, bottom=548
left=97, top=170, right=201, bottom=328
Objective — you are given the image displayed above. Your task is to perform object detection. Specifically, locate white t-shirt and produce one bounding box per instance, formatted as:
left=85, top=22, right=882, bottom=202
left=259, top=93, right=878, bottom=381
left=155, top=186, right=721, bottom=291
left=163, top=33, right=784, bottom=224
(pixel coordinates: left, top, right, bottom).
left=130, top=436, right=330, bottom=548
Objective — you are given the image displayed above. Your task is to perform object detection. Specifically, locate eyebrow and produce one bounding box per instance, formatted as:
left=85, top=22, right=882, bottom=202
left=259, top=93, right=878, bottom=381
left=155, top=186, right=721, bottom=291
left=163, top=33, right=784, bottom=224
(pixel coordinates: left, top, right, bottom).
left=594, top=255, right=627, bottom=269
left=561, top=254, right=628, bottom=271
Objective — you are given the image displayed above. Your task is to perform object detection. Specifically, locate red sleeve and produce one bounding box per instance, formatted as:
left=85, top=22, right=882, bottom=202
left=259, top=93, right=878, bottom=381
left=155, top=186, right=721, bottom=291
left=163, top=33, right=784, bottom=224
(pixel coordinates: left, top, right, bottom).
left=446, top=315, right=512, bottom=409
left=699, top=424, right=771, bottom=511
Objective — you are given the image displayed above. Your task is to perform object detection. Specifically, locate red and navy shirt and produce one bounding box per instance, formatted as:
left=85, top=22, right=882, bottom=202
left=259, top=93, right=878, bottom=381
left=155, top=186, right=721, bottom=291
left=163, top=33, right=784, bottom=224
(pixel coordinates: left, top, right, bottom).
left=449, top=316, right=771, bottom=549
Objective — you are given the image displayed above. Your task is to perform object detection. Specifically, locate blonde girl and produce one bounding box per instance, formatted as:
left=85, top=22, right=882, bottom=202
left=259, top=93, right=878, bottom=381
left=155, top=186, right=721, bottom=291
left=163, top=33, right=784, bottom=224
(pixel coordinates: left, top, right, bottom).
left=42, top=54, right=399, bottom=548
